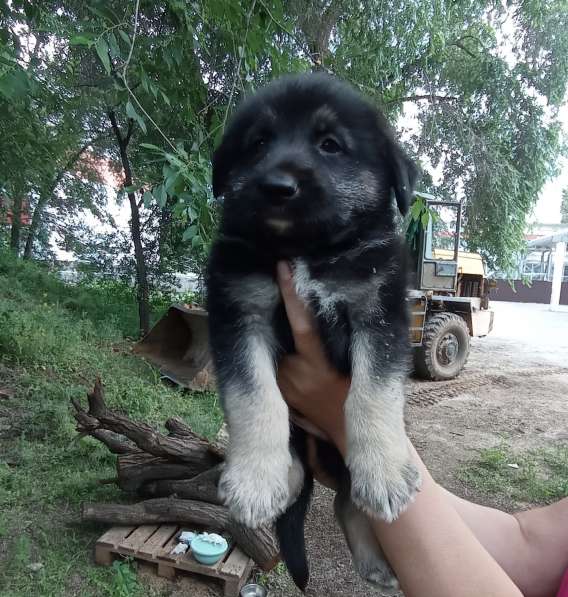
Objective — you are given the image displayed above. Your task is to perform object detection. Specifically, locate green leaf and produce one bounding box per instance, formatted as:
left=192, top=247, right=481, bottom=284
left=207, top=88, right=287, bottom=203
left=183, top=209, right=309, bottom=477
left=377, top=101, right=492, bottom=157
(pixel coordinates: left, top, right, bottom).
left=140, top=68, right=150, bottom=93
left=148, top=81, right=159, bottom=99
left=69, top=35, right=94, bottom=46
left=87, top=5, right=117, bottom=23
left=118, top=29, right=131, bottom=47
left=421, top=211, right=430, bottom=228
left=108, top=32, right=121, bottom=59
left=123, top=184, right=141, bottom=193
left=142, top=191, right=153, bottom=207
left=125, top=100, right=137, bottom=120
left=160, top=90, right=171, bottom=107
left=410, top=200, right=423, bottom=219
left=95, top=38, right=111, bottom=75
left=191, top=234, right=202, bottom=248
left=182, top=225, right=198, bottom=241
left=140, top=143, right=163, bottom=152
left=125, top=101, right=147, bottom=134
left=165, top=171, right=183, bottom=195
left=153, top=185, right=167, bottom=208
left=186, top=205, right=197, bottom=221
left=163, top=50, right=173, bottom=69
left=0, top=70, right=30, bottom=100
left=173, top=45, right=183, bottom=66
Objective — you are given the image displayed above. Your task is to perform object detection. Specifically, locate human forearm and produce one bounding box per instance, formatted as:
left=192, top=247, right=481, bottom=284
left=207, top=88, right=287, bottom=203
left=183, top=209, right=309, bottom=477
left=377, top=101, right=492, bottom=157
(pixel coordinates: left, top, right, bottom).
left=369, top=445, right=522, bottom=597
left=330, top=435, right=522, bottom=597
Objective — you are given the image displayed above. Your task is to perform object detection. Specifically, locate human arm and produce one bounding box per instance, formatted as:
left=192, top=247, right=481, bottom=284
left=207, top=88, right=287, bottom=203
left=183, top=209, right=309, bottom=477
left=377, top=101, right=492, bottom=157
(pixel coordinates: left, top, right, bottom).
left=276, top=261, right=524, bottom=597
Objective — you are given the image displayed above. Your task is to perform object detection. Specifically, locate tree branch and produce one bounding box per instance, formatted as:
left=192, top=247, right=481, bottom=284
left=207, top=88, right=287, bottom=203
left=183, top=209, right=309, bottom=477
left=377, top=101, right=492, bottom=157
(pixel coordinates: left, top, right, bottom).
left=222, top=0, right=258, bottom=131
left=108, top=110, right=123, bottom=147
left=73, top=379, right=222, bottom=466
left=124, top=119, right=134, bottom=146
left=122, top=0, right=141, bottom=83
left=453, top=40, right=477, bottom=59
left=256, top=0, right=315, bottom=65
left=384, top=94, right=460, bottom=105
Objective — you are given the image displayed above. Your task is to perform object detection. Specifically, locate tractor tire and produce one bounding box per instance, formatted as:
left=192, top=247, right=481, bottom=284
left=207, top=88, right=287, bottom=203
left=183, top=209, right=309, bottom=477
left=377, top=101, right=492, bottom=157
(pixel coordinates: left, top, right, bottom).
left=414, top=312, right=470, bottom=381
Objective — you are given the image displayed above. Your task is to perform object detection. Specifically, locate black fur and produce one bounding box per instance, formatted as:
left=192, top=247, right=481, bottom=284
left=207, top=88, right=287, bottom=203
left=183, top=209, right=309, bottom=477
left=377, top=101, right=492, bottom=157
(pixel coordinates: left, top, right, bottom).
left=207, top=73, right=419, bottom=590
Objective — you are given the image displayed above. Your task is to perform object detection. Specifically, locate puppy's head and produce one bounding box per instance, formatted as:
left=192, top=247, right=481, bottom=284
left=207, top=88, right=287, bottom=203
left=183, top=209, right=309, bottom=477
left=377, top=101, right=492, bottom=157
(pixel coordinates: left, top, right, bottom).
left=213, top=73, right=419, bottom=250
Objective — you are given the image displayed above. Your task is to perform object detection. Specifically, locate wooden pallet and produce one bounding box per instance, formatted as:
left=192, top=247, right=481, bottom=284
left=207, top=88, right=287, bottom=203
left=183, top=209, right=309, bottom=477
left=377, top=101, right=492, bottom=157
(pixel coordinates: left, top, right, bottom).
left=95, top=524, right=253, bottom=596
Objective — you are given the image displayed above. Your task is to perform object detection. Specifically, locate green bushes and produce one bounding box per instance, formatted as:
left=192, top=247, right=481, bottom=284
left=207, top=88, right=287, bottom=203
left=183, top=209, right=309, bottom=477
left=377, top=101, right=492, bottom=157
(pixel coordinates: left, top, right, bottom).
left=0, top=250, right=178, bottom=339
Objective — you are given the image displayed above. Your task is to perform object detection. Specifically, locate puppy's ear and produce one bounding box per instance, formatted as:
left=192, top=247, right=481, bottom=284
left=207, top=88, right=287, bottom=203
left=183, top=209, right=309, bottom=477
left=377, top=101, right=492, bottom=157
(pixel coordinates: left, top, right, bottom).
left=212, top=135, right=234, bottom=198
left=389, top=145, right=420, bottom=216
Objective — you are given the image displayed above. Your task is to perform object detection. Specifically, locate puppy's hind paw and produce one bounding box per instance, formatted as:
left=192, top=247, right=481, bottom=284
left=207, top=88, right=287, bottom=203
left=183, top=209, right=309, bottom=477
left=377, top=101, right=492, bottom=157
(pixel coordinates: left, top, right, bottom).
left=219, top=463, right=291, bottom=528
left=350, top=458, right=421, bottom=523
left=360, top=559, right=399, bottom=595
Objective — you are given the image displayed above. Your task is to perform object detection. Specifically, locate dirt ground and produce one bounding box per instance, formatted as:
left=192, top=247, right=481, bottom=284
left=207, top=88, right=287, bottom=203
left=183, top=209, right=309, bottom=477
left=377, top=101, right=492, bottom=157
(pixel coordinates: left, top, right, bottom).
left=154, top=301, right=568, bottom=597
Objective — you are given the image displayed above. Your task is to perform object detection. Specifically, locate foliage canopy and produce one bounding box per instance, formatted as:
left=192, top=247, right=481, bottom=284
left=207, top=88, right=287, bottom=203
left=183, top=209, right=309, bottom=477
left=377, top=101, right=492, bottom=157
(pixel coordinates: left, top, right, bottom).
left=1, top=0, right=567, bottom=292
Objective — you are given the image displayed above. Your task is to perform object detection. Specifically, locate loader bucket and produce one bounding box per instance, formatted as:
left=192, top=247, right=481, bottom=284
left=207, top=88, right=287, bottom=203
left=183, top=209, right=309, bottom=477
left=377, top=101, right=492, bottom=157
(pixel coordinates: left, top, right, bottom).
left=133, top=304, right=215, bottom=391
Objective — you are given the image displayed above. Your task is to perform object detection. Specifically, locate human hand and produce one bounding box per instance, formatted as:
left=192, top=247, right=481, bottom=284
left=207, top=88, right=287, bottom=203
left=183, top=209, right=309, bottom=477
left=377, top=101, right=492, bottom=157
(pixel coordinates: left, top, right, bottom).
left=276, top=261, right=350, bottom=456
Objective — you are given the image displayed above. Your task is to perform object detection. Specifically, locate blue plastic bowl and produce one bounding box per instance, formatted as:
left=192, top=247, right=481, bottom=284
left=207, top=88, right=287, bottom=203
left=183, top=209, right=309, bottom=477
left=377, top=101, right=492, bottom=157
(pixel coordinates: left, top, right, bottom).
left=191, top=535, right=228, bottom=565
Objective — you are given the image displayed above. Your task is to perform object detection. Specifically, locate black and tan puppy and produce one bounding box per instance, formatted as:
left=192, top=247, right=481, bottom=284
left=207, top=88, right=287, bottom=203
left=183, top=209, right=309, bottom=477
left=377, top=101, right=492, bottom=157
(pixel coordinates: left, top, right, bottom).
left=207, top=73, right=420, bottom=591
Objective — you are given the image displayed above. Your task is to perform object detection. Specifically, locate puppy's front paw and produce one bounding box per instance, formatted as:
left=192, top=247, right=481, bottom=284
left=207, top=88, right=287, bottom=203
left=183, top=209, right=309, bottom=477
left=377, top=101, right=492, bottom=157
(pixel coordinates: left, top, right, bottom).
left=219, top=457, right=291, bottom=528
left=348, top=447, right=421, bottom=522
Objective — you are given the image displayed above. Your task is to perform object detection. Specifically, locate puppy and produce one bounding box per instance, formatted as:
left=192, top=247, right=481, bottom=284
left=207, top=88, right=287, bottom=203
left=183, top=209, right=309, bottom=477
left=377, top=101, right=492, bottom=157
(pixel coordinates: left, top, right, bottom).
left=206, top=73, right=420, bottom=591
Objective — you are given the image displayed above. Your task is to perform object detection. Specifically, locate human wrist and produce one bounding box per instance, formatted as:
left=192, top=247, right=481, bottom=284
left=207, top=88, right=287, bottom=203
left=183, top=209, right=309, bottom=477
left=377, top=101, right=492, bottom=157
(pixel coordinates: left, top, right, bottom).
left=329, top=425, right=347, bottom=456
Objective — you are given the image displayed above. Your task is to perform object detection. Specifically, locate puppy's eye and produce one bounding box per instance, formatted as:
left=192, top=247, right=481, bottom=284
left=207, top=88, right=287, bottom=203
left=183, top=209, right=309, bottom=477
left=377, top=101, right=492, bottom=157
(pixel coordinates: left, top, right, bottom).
left=252, top=136, right=268, bottom=151
left=319, top=137, right=342, bottom=154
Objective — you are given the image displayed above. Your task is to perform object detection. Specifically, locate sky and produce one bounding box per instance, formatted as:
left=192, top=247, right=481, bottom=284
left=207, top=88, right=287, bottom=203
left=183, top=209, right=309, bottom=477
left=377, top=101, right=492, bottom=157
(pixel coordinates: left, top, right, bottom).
left=531, top=104, right=568, bottom=224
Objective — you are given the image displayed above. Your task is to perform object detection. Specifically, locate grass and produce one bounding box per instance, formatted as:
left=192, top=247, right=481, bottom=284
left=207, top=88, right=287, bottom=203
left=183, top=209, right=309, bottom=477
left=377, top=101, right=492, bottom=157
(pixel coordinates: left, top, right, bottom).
left=459, top=442, right=568, bottom=506
left=0, top=251, right=197, bottom=339
left=0, top=251, right=223, bottom=596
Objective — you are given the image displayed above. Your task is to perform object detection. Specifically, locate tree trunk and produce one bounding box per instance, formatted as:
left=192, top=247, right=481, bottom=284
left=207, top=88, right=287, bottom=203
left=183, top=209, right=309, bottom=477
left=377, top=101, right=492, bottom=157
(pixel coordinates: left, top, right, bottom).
left=9, top=195, right=23, bottom=255
left=158, top=205, right=170, bottom=273
left=23, top=192, right=48, bottom=259
left=294, top=0, right=341, bottom=69
left=108, top=111, right=151, bottom=337
left=128, top=191, right=151, bottom=337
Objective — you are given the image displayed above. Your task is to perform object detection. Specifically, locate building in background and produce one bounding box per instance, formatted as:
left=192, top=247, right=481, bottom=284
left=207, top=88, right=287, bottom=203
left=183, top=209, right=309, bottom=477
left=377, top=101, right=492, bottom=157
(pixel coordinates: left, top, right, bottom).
left=491, top=222, right=568, bottom=305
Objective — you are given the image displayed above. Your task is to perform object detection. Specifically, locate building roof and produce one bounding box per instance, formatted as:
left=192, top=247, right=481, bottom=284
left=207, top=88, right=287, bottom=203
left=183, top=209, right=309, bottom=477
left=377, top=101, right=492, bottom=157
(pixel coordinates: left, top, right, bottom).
left=527, top=229, right=568, bottom=248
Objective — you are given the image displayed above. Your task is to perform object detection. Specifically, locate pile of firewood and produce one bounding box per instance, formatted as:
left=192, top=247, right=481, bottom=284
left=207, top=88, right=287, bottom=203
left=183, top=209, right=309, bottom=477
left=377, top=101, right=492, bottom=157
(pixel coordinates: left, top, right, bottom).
left=71, top=379, right=279, bottom=571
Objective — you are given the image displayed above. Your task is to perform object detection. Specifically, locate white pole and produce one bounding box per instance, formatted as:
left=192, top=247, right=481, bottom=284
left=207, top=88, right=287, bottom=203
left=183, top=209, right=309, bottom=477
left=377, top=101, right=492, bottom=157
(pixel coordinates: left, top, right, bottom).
left=550, top=241, right=566, bottom=309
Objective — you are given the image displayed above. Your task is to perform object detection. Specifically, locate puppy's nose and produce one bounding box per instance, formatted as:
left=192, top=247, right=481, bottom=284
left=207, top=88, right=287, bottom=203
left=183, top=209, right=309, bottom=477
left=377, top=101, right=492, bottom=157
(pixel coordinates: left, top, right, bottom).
left=259, top=171, right=298, bottom=202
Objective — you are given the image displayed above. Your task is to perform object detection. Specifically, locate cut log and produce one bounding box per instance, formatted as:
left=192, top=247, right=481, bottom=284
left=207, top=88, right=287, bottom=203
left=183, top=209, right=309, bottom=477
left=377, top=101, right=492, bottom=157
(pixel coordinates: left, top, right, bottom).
left=82, top=498, right=229, bottom=528
left=82, top=499, right=279, bottom=570
left=116, top=453, right=207, bottom=493
left=142, top=464, right=223, bottom=503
